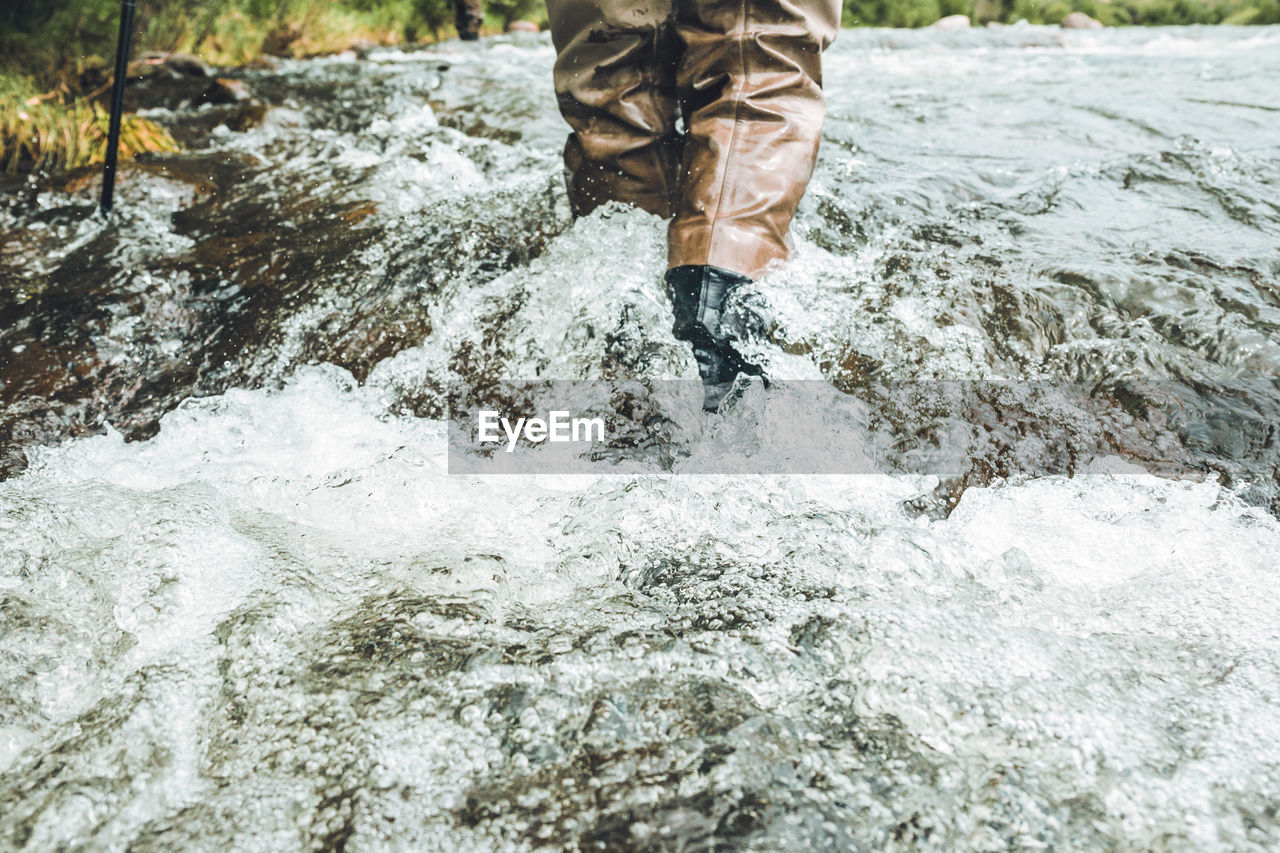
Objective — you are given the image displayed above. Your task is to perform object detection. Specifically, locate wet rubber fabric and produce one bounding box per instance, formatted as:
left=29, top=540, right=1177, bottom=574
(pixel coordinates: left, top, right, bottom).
left=546, top=0, right=839, bottom=279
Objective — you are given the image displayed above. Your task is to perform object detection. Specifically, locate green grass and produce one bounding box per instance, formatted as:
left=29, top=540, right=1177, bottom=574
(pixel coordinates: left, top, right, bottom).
left=1, top=74, right=179, bottom=174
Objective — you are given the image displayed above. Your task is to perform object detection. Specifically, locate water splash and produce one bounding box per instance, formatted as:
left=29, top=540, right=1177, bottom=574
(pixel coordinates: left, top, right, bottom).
left=4, top=366, right=1279, bottom=849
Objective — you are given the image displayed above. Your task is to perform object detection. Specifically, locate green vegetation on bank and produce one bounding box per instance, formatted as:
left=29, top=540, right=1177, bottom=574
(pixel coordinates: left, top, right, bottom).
left=1, top=0, right=1277, bottom=174
left=0, top=75, right=178, bottom=173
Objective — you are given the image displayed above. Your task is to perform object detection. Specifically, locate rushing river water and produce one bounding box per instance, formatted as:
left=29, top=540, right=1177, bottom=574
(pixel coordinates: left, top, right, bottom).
left=2, top=25, right=1280, bottom=851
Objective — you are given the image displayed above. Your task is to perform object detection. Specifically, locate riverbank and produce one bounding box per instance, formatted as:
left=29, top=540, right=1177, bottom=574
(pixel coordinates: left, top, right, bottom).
left=0, top=0, right=485, bottom=175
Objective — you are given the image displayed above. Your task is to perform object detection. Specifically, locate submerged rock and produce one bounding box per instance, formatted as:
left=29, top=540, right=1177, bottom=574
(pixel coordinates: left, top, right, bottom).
left=193, top=78, right=267, bottom=131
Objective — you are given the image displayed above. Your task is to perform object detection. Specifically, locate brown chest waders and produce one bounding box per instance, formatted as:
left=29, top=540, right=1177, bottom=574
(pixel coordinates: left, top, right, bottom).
left=546, top=0, right=840, bottom=280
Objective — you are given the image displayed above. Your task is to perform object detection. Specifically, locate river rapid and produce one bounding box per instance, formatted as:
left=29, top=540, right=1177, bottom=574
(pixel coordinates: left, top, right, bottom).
left=1, top=25, right=1279, bottom=851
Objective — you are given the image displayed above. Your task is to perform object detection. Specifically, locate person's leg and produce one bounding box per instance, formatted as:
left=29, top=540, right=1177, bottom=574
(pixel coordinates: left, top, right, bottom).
left=455, top=0, right=484, bottom=40
left=669, top=0, right=839, bottom=279
left=546, top=0, right=682, bottom=218
left=664, top=0, right=838, bottom=408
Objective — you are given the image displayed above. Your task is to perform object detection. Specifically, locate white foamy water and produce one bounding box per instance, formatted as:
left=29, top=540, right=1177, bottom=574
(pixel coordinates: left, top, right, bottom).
left=4, top=363, right=1279, bottom=849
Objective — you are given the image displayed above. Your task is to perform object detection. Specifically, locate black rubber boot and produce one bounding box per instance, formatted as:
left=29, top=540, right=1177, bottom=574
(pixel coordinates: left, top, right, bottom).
left=666, top=265, right=762, bottom=411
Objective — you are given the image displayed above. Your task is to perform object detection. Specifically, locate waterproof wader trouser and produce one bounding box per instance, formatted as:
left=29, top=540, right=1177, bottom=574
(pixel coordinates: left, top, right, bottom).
left=546, top=0, right=839, bottom=279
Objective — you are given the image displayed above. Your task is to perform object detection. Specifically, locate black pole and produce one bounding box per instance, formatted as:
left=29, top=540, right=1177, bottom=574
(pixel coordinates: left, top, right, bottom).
left=100, top=0, right=137, bottom=215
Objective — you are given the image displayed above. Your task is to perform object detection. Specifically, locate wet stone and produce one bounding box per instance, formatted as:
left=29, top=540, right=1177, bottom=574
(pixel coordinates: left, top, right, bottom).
left=139, top=51, right=215, bottom=78
left=200, top=77, right=254, bottom=106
